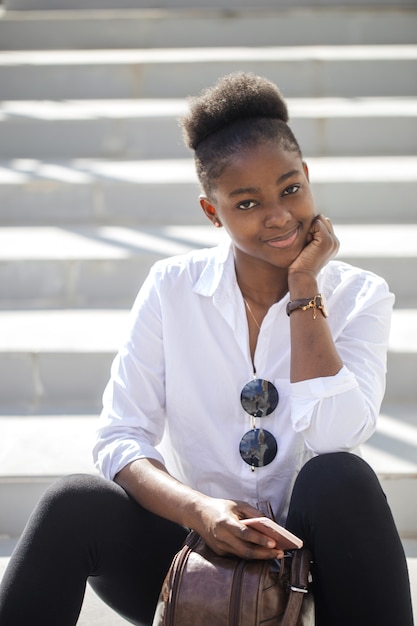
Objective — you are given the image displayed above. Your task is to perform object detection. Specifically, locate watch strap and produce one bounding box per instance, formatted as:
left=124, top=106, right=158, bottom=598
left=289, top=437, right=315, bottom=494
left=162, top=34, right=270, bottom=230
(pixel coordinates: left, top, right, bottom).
left=286, top=294, right=327, bottom=319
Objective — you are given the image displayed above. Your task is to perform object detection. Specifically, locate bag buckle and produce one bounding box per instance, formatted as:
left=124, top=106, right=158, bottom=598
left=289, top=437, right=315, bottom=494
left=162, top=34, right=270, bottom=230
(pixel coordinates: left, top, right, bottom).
left=290, top=585, right=309, bottom=594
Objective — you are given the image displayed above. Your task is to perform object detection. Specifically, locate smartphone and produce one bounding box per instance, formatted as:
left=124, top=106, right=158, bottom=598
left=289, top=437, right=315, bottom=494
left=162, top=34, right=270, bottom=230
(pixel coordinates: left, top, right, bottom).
left=242, top=517, right=303, bottom=550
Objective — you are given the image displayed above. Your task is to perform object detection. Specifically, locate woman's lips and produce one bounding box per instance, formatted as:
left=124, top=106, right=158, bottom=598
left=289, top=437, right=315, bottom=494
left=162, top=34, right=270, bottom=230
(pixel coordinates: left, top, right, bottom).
left=264, top=228, right=299, bottom=249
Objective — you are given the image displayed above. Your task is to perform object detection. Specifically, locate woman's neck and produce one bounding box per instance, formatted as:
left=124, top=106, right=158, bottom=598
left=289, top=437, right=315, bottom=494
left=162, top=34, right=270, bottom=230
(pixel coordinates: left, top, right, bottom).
left=234, top=255, right=289, bottom=366
left=234, top=256, right=289, bottom=309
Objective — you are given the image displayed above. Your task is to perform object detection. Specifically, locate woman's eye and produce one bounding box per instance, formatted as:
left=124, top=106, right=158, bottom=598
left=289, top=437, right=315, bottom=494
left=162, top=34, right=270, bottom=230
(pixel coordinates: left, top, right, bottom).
left=282, top=184, right=300, bottom=196
left=237, top=200, right=258, bottom=210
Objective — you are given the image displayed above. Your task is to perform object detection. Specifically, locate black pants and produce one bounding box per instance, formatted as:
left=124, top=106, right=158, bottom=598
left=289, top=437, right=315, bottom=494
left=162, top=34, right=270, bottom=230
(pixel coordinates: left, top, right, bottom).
left=0, top=453, right=414, bottom=625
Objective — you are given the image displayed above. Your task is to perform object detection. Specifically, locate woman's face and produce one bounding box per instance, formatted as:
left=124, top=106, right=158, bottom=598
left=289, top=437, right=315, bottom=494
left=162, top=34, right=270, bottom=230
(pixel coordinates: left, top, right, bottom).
left=201, top=142, right=317, bottom=272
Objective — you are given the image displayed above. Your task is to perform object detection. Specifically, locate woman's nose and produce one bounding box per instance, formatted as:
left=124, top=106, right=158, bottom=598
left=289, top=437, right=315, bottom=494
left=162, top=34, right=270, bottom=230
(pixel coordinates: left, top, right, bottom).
left=263, top=201, right=291, bottom=228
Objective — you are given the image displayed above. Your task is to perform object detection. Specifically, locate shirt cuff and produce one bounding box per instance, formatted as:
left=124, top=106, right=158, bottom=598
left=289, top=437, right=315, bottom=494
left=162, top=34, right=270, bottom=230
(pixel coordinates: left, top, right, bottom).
left=290, top=365, right=359, bottom=432
left=95, top=440, right=165, bottom=481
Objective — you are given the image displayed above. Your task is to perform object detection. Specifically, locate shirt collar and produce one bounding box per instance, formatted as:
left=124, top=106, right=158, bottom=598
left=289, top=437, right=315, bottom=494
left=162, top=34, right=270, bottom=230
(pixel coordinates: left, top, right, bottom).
left=193, top=240, right=248, bottom=344
left=193, top=239, right=235, bottom=298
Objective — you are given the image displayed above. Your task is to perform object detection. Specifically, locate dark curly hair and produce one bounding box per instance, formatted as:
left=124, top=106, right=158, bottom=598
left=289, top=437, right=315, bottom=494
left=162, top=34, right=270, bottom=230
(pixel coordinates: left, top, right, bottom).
left=180, top=72, right=301, bottom=199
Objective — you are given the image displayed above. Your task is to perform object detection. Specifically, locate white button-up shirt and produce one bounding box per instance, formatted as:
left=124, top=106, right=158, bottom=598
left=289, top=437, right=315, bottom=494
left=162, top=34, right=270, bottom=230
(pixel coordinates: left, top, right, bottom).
left=93, top=241, right=394, bottom=524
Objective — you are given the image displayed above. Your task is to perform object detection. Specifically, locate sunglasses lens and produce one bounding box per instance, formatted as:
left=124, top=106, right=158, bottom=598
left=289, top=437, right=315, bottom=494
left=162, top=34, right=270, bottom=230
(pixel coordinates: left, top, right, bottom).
left=240, top=379, right=279, bottom=417
left=239, top=428, right=278, bottom=468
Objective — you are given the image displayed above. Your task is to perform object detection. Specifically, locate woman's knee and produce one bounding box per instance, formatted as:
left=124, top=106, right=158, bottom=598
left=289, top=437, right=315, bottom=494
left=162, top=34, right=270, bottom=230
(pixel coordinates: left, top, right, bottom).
left=295, top=452, right=383, bottom=502
left=41, top=473, right=113, bottom=506
left=286, top=452, right=398, bottom=553
left=288, top=452, right=391, bottom=532
left=28, top=474, right=124, bottom=534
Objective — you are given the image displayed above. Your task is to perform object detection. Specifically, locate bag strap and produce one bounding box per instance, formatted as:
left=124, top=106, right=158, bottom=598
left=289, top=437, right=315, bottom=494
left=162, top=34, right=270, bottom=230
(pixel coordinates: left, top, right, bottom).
left=256, top=500, right=275, bottom=519
left=281, top=548, right=312, bottom=626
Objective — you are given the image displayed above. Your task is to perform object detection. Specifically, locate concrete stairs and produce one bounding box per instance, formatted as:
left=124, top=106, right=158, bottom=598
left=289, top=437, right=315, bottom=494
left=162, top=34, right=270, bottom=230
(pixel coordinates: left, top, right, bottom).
left=0, top=2, right=416, bottom=623
left=1, top=6, right=417, bottom=50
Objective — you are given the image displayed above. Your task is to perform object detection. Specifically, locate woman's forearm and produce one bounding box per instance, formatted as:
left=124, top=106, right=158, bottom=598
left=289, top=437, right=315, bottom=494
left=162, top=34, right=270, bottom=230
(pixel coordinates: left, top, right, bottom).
left=288, top=272, right=342, bottom=382
left=114, top=457, right=210, bottom=531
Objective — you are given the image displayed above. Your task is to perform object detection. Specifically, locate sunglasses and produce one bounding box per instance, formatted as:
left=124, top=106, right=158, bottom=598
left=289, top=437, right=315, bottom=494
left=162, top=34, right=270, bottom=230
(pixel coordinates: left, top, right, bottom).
left=239, top=378, right=279, bottom=471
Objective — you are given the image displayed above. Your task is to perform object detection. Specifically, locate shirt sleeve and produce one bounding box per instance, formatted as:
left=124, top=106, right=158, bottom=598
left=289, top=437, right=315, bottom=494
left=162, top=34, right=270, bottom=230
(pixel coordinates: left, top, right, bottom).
left=93, top=264, right=167, bottom=480
left=289, top=271, right=394, bottom=454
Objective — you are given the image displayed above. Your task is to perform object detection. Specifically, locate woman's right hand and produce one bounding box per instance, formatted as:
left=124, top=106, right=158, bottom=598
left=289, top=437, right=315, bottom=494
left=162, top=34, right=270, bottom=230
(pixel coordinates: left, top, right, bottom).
left=193, top=497, right=285, bottom=561
left=288, top=214, right=339, bottom=284
left=116, top=459, right=283, bottom=560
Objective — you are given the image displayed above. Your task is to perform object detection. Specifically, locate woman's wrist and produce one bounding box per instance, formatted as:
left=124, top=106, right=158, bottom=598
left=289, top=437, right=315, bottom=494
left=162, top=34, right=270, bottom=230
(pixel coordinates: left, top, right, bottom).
left=287, top=269, right=318, bottom=299
left=181, top=491, right=213, bottom=531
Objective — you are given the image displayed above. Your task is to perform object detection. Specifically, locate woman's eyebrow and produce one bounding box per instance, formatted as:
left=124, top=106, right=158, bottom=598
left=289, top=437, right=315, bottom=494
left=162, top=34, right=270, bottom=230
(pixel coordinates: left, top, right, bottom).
left=276, top=169, right=300, bottom=185
left=228, top=169, right=301, bottom=198
left=228, top=185, right=260, bottom=197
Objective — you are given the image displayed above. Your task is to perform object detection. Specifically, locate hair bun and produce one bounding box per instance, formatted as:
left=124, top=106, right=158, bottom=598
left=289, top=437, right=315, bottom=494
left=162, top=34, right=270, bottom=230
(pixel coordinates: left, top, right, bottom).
left=183, top=72, right=289, bottom=150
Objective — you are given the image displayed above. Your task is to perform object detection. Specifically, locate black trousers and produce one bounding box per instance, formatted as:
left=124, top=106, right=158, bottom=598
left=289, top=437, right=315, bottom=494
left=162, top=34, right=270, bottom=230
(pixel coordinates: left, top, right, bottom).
left=0, top=453, right=414, bottom=625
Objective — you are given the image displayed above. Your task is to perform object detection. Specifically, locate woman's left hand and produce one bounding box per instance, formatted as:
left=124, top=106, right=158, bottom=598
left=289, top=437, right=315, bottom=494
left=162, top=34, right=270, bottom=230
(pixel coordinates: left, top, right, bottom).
left=289, top=215, right=339, bottom=280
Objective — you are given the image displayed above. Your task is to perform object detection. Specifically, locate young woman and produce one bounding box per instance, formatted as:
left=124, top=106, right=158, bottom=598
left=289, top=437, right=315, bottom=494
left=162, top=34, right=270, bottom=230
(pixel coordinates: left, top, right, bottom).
left=0, top=72, right=413, bottom=625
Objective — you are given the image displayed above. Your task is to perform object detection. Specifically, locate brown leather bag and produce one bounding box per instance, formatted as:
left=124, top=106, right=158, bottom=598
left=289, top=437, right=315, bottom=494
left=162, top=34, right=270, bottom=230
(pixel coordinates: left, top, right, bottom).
left=152, top=530, right=314, bottom=626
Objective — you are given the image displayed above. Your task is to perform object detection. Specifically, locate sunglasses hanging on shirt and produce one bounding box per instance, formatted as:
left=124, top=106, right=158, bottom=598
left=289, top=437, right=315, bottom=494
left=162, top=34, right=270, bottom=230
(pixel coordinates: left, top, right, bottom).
left=239, top=378, right=279, bottom=471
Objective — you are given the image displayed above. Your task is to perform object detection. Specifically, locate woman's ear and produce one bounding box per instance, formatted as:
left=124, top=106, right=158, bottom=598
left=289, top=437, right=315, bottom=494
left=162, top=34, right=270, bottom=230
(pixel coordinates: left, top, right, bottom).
left=302, top=161, right=310, bottom=182
left=199, top=195, right=222, bottom=227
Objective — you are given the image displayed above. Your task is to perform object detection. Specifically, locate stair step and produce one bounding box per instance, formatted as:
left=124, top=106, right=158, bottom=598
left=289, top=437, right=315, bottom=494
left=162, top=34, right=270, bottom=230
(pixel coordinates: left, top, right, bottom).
left=0, top=156, right=416, bottom=225
left=0, top=224, right=415, bottom=308
left=0, top=7, right=417, bottom=50
left=0, top=46, right=416, bottom=99
left=0, top=415, right=97, bottom=478
left=363, top=403, right=417, bottom=475
left=0, top=412, right=98, bottom=535
left=1, top=7, right=416, bottom=50
left=1, top=97, right=416, bottom=158
left=4, top=0, right=416, bottom=11
left=0, top=310, right=127, bottom=412
left=0, top=308, right=415, bottom=409
left=0, top=225, right=222, bottom=308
